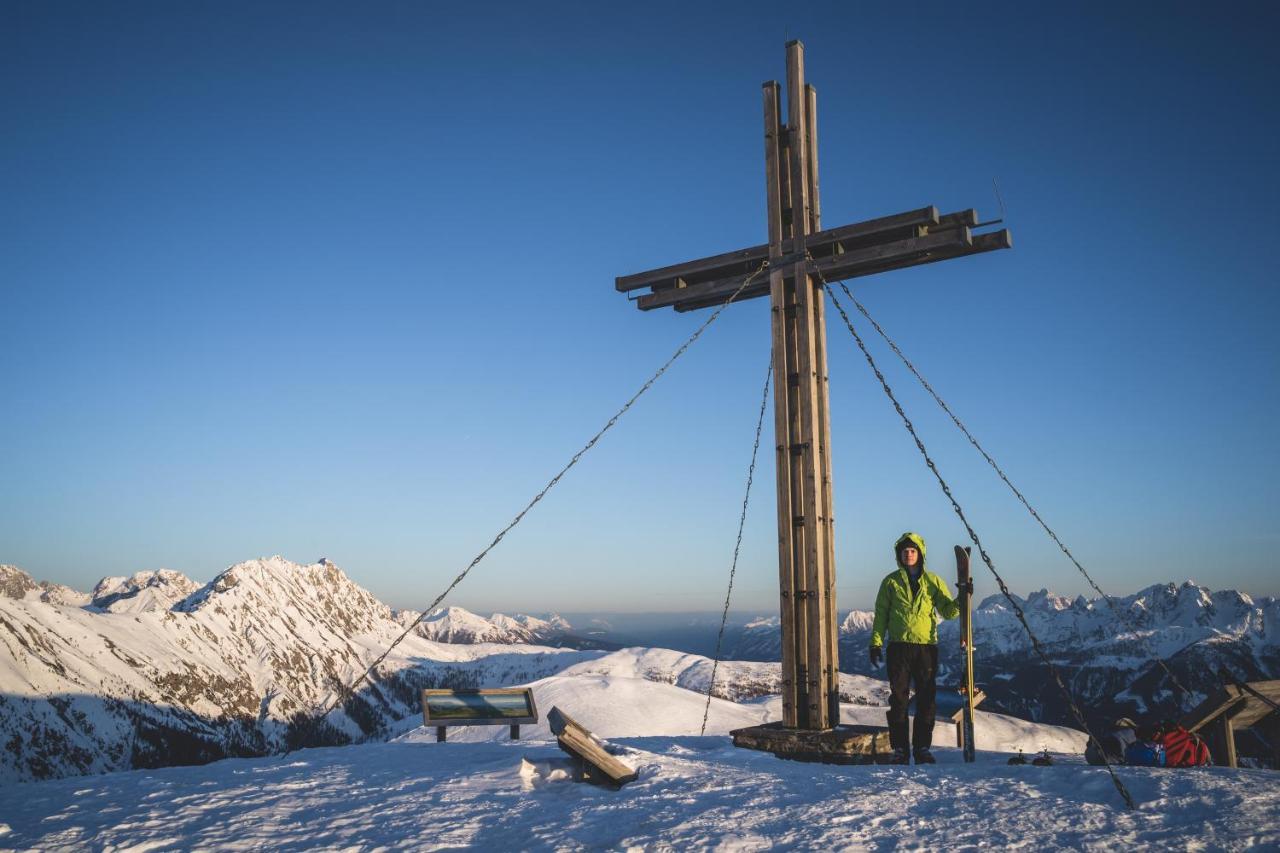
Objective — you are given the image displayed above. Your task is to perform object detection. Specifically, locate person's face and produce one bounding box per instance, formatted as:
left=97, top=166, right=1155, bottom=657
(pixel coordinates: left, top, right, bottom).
left=899, top=546, right=920, bottom=568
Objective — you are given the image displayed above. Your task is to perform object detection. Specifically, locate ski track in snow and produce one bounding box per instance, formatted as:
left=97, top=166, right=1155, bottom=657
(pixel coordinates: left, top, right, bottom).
left=1, top=738, right=1276, bottom=851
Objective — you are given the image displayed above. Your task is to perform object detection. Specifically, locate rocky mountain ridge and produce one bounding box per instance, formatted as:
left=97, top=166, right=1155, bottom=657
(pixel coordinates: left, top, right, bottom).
left=729, top=580, right=1280, bottom=728
left=0, top=558, right=788, bottom=783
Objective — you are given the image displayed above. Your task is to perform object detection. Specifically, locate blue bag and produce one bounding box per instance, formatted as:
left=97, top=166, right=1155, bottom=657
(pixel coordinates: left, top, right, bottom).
left=1124, top=740, right=1167, bottom=767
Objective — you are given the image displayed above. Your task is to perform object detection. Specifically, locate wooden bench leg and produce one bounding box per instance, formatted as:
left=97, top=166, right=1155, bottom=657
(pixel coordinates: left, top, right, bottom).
left=1219, top=716, right=1237, bottom=768
left=437, top=726, right=447, bottom=743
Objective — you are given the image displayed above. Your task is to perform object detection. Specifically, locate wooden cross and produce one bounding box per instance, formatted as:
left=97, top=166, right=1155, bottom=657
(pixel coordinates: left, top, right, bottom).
left=616, top=41, right=1011, bottom=731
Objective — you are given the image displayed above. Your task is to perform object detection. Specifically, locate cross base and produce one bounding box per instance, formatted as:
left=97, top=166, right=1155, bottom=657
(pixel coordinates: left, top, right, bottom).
left=729, top=722, right=892, bottom=765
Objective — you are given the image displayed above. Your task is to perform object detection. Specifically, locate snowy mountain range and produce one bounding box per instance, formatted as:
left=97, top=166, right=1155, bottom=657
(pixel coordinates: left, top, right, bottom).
left=727, top=580, right=1280, bottom=729
left=3, top=557, right=1277, bottom=785
left=0, top=558, right=885, bottom=783
left=397, top=604, right=616, bottom=650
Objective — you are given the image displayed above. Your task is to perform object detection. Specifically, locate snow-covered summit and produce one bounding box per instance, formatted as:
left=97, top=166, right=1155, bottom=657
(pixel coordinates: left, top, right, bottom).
left=92, top=569, right=201, bottom=612
left=0, top=564, right=91, bottom=606
left=398, top=604, right=576, bottom=645
left=840, top=609, right=875, bottom=632
left=969, top=579, right=1279, bottom=656
left=173, top=555, right=391, bottom=636
left=0, top=564, right=37, bottom=599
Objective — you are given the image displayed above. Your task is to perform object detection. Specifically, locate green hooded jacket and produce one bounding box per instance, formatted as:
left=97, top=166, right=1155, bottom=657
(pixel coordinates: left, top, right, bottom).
left=869, top=532, right=959, bottom=647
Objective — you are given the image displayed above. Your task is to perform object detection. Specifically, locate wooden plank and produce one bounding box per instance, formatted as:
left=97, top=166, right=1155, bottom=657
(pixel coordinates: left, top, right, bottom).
left=805, top=84, right=821, bottom=235
left=785, top=38, right=830, bottom=730
left=763, top=82, right=784, bottom=251
left=821, top=228, right=1007, bottom=281
left=665, top=228, right=1010, bottom=312
left=806, top=79, right=840, bottom=725
left=617, top=244, right=771, bottom=293
left=764, top=78, right=799, bottom=730
left=786, top=40, right=811, bottom=258
left=1220, top=677, right=1280, bottom=728
left=1220, top=714, right=1238, bottom=769
left=641, top=227, right=973, bottom=312
left=615, top=206, right=940, bottom=293
left=950, top=689, right=987, bottom=722
left=548, top=706, right=638, bottom=787
left=813, top=227, right=971, bottom=279
left=924, top=209, right=978, bottom=233
left=775, top=265, right=805, bottom=729
left=1182, top=689, right=1247, bottom=733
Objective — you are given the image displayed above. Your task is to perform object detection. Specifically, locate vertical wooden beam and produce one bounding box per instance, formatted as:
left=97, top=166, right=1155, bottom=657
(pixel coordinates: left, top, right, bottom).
left=786, top=42, right=811, bottom=257
left=805, top=84, right=821, bottom=234
left=764, top=79, right=800, bottom=729
left=763, top=82, right=784, bottom=251
left=784, top=39, right=833, bottom=730
left=764, top=41, right=840, bottom=732
left=806, top=80, right=840, bottom=726
left=1220, top=715, right=1238, bottom=768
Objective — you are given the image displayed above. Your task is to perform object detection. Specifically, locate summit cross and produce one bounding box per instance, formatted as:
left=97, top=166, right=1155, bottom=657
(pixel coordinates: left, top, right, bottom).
left=616, top=41, right=1011, bottom=733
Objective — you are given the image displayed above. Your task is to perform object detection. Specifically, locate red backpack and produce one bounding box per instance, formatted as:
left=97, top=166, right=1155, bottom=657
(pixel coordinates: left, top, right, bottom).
left=1156, top=724, right=1211, bottom=767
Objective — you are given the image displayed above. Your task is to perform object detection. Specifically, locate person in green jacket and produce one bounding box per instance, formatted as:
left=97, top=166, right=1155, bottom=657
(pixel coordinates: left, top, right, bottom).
left=869, top=531, right=960, bottom=765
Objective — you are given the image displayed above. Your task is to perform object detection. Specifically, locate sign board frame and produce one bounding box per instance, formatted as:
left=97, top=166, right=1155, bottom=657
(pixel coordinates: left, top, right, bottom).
left=421, top=687, right=538, bottom=742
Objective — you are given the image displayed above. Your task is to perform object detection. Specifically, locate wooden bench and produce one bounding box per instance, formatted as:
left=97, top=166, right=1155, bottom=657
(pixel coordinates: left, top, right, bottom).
left=1180, top=678, right=1279, bottom=768
left=421, top=687, right=538, bottom=743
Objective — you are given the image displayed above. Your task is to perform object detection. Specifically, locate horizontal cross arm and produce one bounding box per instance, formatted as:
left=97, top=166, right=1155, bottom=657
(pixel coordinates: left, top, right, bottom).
left=616, top=206, right=940, bottom=293
left=637, top=227, right=972, bottom=311
left=663, top=228, right=1012, bottom=313
left=925, top=209, right=978, bottom=233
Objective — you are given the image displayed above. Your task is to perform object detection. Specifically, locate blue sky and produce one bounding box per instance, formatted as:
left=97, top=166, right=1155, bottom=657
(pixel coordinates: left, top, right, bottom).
left=3, top=1, right=1278, bottom=613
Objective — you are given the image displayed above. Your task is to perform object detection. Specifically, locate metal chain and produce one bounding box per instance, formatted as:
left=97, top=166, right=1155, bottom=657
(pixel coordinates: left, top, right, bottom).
left=309, top=261, right=772, bottom=735
left=833, top=279, right=1197, bottom=702
left=700, top=356, right=773, bottom=736
left=815, top=266, right=1136, bottom=811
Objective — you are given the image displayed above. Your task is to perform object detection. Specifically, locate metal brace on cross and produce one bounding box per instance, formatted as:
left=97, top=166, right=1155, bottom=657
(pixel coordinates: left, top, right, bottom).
left=615, top=40, right=1011, bottom=731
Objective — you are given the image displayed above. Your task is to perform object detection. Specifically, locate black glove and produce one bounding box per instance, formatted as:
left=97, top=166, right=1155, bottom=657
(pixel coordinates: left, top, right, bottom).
left=869, top=645, right=883, bottom=667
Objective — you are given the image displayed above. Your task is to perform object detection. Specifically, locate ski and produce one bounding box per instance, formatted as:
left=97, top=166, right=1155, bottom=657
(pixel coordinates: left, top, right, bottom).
left=955, top=544, right=976, bottom=763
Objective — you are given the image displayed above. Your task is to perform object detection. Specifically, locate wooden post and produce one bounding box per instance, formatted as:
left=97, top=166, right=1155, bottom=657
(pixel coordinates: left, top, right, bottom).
left=765, top=78, right=800, bottom=729
left=1220, top=715, right=1238, bottom=768
left=436, top=726, right=446, bottom=743
left=806, top=78, right=840, bottom=726
left=511, top=724, right=520, bottom=740
left=764, top=40, right=839, bottom=731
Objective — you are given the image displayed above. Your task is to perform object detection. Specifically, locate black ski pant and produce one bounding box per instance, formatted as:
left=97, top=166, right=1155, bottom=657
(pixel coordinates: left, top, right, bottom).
left=886, top=641, right=939, bottom=752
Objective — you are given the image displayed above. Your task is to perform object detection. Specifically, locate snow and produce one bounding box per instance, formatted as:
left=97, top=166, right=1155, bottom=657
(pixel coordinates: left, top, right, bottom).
left=2, top=558, right=1277, bottom=847
left=4, top=657, right=1266, bottom=848
left=2, top=736, right=1275, bottom=850
left=840, top=609, right=875, bottom=632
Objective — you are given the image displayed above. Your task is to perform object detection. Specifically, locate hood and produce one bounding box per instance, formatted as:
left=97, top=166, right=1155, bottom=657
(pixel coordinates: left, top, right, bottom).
left=894, top=531, right=927, bottom=571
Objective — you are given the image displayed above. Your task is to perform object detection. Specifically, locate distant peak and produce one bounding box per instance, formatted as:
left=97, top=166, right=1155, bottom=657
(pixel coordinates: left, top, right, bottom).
left=0, top=564, right=38, bottom=600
